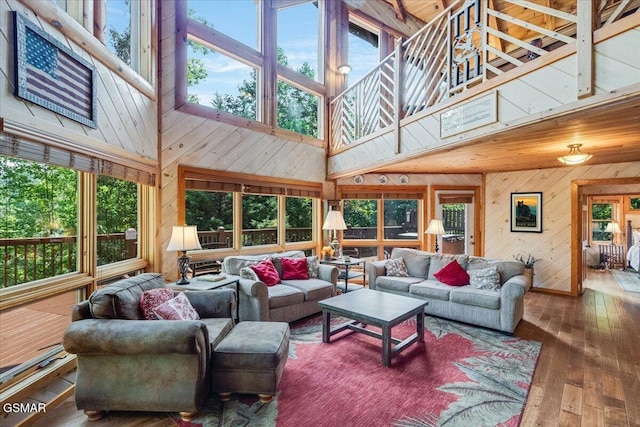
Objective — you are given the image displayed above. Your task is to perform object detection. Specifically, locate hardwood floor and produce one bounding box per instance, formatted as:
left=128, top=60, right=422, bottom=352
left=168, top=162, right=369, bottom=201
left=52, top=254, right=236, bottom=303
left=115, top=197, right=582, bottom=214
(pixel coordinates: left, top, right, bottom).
left=30, top=270, right=640, bottom=427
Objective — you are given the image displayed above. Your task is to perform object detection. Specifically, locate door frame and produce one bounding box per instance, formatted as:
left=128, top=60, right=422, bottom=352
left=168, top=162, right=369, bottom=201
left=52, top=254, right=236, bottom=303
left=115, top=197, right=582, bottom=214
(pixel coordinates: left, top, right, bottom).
left=429, top=185, right=482, bottom=256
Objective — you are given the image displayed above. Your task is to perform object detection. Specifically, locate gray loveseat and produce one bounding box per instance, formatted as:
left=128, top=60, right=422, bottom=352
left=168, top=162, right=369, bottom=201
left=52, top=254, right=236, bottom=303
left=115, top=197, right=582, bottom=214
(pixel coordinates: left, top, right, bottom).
left=222, top=250, right=339, bottom=323
left=366, top=248, right=532, bottom=333
left=62, top=273, right=236, bottom=422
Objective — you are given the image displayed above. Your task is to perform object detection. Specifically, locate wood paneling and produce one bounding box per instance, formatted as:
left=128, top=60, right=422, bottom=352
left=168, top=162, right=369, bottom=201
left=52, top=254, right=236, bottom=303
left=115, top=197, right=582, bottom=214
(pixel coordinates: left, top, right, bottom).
left=0, top=0, right=158, bottom=165
left=485, top=163, right=640, bottom=293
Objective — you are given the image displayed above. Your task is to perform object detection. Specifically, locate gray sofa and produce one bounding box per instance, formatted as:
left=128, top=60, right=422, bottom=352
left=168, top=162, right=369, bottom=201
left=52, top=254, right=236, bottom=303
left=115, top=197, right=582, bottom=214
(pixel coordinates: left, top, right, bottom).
left=366, top=248, right=532, bottom=333
left=222, top=250, right=339, bottom=323
left=62, top=273, right=236, bottom=422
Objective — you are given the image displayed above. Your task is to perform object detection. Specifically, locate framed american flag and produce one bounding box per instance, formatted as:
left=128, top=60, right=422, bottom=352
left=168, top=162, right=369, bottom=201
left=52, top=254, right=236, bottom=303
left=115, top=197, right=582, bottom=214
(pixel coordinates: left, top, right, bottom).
left=13, top=12, right=98, bottom=128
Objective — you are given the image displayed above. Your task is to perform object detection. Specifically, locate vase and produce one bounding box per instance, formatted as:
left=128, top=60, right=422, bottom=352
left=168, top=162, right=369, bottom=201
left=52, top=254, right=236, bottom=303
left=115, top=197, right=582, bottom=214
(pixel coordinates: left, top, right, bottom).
left=523, top=267, right=534, bottom=288
left=323, top=254, right=331, bottom=261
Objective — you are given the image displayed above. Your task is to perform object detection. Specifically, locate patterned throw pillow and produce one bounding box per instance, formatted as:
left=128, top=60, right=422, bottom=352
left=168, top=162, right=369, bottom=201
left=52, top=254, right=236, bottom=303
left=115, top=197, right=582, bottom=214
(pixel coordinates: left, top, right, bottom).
left=153, top=292, right=200, bottom=320
left=250, top=258, right=281, bottom=286
left=385, top=258, right=408, bottom=277
left=139, top=287, right=174, bottom=320
left=468, top=266, right=501, bottom=291
left=239, top=266, right=260, bottom=281
left=307, top=256, right=320, bottom=279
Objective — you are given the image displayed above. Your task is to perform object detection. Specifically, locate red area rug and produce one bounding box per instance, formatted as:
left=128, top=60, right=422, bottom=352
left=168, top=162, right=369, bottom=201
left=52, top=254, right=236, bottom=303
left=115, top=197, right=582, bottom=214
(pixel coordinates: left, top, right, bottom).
left=172, top=314, right=541, bottom=427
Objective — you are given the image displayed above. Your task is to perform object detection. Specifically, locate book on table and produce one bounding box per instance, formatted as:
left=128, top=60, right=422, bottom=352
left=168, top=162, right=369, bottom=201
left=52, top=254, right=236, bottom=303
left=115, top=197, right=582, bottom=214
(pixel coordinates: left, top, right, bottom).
left=197, top=274, right=227, bottom=282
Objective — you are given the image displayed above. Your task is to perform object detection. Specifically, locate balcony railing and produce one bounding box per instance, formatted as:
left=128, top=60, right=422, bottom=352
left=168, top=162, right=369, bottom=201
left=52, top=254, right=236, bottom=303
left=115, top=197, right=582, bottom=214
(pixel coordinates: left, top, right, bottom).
left=330, top=0, right=637, bottom=151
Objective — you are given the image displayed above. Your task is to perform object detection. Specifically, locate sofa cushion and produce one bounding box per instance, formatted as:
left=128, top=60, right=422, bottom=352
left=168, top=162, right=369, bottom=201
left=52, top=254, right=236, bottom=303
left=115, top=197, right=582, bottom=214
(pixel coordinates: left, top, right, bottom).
left=427, top=254, right=469, bottom=280
left=266, top=284, right=305, bottom=309
left=240, top=266, right=260, bottom=281
left=467, top=257, right=525, bottom=284
left=307, top=256, right=320, bottom=279
left=250, top=259, right=281, bottom=286
left=89, top=273, right=165, bottom=319
left=449, top=287, right=501, bottom=309
left=224, top=256, right=262, bottom=275
left=153, top=292, right=201, bottom=320
left=468, top=266, right=501, bottom=291
left=384, top=258, right=408, bottom=277
left=280, top=278, right=334, bottom=301
left=409, top=280, right=452, bottom=301
left=282, top=257, right=309, bottom=280
left=200, top=317, right=234, bottom=349
left=434, top=260, right=470, bottom=286
left=376, top=276, right=423, bottom=293
left=140, top=288, right=174, bottom=320
left=390, top=248, right=430, bottom=278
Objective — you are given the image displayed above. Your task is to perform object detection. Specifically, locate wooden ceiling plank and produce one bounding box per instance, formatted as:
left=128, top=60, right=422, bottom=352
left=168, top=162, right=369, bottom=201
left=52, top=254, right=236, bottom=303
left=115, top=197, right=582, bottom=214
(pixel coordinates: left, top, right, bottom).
left=388, top=0, right=407, bottom=22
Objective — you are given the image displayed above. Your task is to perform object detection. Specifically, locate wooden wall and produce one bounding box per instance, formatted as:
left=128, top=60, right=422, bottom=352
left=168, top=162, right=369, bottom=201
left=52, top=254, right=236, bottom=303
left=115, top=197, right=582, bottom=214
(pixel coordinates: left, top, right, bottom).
left=159, top=0, right=328, bottom=280
left=485, top=162, right=640, bottom=293
left=0, top=0, right=158, bottom=167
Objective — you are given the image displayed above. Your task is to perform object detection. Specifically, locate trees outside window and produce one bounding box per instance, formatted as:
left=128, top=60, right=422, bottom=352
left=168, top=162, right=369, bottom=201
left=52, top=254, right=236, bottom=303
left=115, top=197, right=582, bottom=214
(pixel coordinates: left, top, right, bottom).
left=343, top=199, right=378, bottom=239
left=286, top=197, right=312, bottom=243
left=186, top=190, right=234, bottom=248
left=591, top=202, right=612, bottom=242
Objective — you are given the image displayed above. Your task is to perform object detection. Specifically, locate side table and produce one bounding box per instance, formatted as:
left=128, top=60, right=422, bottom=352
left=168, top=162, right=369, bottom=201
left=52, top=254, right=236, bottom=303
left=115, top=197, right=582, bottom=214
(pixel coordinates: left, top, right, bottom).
left=320, top=257, right=366, bottom=293
left=167, top=276, right=240, bottom=321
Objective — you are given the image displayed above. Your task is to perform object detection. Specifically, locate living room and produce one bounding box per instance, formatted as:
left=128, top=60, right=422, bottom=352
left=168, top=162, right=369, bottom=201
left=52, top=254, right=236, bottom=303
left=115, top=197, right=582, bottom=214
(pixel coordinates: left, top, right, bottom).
left=1, top=0, right=640, bottom=426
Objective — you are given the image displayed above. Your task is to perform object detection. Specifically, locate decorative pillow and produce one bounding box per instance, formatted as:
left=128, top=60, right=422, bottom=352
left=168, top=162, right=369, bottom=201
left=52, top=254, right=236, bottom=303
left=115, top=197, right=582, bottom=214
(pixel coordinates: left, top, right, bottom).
left=307, top=256, right=320, bottom=279
left=250, top=258, right=281, bottom=286
left=282, top=257, right=309, bottom=280
left=139, top=287, right=174, bottom=320
left=434, top=260, right=470, bottom=286
left=468, top=266, right=501, bottom=291
left=153, top=292, right=200, bottom=320
left=384, top=258, right=408, bottom=277
left=239, top=266, right=260, bottom=281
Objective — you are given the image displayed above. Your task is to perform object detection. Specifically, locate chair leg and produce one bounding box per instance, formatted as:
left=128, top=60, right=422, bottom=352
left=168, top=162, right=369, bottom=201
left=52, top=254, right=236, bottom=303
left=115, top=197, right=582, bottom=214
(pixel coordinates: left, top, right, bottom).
left=84, top=410, right=105, bottom=421
left=179, top=411, right=198, bottom=422
left=258, top=393, right=274, bottom=403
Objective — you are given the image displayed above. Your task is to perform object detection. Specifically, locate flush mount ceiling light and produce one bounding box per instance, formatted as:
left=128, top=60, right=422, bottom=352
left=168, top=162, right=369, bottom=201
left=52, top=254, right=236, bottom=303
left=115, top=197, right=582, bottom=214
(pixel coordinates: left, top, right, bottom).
left=557, top=144, right=593, bottom=165
left=338, top=64, right=352, bottom=76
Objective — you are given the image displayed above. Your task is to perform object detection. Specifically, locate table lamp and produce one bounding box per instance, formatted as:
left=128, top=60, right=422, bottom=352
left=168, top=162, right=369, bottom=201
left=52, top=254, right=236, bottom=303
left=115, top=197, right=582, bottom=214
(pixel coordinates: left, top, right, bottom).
left=322, top=208, right=347, bottom=255
left=425, top=219, right=445, bottom=253
left=604, top=221, right=621, bottom=245
left=167, top=225, right=202, bottom=285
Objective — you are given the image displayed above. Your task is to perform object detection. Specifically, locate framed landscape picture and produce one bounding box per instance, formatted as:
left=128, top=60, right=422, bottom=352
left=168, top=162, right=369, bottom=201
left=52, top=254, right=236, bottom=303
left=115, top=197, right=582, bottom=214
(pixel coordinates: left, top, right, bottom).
left=511, top=192, right=542, bottom=233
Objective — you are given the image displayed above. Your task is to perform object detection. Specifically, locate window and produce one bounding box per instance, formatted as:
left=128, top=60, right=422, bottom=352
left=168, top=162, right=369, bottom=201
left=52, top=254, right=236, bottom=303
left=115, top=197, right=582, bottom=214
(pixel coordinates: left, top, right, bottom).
left=96, top=176, right=138, bottom=266
left=286, top=197, right=312, bottom=243
left=178, top=0, right=326, bottom=139
left=347, top=20, right=380, bottom=85
left=630, top=197, right=640, bottom=210
left=180, top=167, right=321, bottom=253
left=383, top=199, right=418, bottom=239
left=186, top=190, right=234, bottom=249
left=343, top=199, right=378, bottom=240
left=1, top=157, right=78, bottom=288
left=591, top=202, right=612, bottom=242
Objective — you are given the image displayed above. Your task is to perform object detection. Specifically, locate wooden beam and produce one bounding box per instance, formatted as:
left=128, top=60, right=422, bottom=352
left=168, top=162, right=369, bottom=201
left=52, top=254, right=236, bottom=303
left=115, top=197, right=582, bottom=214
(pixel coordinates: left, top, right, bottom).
left=187, top=19, right=264, bottom=67
left=263, top=0, right=278, bottom=126
left=576, top=0, right=595, bottom=99
left=487, top=0, right=504, bottom=52
left=388, top=0, right=406, bottom=22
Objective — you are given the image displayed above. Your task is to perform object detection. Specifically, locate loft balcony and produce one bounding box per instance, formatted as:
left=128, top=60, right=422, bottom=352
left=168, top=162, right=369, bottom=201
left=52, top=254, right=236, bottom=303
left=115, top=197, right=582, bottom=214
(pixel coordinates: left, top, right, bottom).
left=328, top=0, right=640, bottom=177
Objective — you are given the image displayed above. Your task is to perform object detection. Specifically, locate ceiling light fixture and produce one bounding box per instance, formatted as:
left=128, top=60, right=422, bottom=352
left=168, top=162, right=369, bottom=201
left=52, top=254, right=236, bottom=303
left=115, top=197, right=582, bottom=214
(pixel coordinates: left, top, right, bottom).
left=557, top=144, right=592, bottom=165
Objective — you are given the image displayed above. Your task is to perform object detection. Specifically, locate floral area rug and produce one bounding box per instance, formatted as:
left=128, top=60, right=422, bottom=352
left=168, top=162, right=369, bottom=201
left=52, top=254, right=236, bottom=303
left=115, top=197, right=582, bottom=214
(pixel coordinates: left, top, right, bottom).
left=610, top=268, right=640, bottom=293
left=171, top=314, right=541, bottom=427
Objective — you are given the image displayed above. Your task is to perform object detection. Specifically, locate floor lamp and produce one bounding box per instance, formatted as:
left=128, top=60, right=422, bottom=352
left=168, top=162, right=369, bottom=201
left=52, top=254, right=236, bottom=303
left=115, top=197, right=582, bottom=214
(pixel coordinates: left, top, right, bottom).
left=425, top=219, right=445, bottom=253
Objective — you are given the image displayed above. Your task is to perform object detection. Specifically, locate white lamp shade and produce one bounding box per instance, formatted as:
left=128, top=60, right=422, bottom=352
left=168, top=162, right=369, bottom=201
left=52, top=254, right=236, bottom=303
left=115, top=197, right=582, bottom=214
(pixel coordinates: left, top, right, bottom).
left=166, top=225, right=202, bottom=252
left=425, top=219, right=445, bottom=235
left=322, top=210, right=347, bottom=231
left=604, top=222, right=621, bottom=234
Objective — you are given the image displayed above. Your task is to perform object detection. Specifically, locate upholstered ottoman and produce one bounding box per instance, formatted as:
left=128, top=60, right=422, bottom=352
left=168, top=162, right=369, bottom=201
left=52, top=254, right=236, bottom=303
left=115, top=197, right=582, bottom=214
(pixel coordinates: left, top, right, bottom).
left=211, top=321, right=289, bottom=403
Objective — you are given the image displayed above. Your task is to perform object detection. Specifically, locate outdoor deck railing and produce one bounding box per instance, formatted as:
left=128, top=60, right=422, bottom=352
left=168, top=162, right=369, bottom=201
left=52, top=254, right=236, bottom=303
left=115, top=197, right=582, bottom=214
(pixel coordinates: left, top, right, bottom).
left=330, top=0, right=638, bottom=150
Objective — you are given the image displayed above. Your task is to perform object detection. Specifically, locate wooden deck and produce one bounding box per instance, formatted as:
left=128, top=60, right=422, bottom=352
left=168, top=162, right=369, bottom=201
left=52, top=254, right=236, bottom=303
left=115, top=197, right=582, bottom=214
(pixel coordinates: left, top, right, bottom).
left=9, top=269, right=640, bottom=426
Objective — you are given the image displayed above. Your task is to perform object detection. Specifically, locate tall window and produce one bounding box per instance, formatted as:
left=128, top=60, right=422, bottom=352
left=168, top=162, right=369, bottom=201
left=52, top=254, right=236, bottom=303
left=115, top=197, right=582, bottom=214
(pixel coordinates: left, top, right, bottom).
left=242, top=194, right=278, bottom=246
left=1, top=157, right=78, bottom=288
left=286, top=197, right=313, bottom=243
left=347, top=20, right=380, bottom=85
left=383, top=199, right=418, bottom=239
left=179, top=0, right=326, bottom=139
left=96, top=176, right=138, bottom=266
left=186, top=190, right=234, bottom=248
left=591, top=202, right=613, bottom=243
left=343, top=199, right=378, bottom=240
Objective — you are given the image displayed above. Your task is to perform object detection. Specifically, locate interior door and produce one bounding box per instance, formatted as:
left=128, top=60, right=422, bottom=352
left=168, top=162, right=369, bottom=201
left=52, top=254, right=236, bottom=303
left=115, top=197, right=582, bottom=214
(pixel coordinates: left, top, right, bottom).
left=436, top=190, right=475, bottom=255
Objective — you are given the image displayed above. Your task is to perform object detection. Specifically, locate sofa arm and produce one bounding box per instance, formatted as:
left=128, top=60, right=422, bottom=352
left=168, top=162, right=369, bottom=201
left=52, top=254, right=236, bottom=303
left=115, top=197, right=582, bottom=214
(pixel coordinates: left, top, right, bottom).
left=318, top=264, right=339, bottom=285
left=366, top=260, right=387, bottom=290
left=235, top=277, right=270, bottom=321
left=63, top=319, right=208, bottom=355
left=71, top=300, right=92, bottom=321
left=183, top=288, right=236, bottom=319
left=499, top=276, right=528, bottom=333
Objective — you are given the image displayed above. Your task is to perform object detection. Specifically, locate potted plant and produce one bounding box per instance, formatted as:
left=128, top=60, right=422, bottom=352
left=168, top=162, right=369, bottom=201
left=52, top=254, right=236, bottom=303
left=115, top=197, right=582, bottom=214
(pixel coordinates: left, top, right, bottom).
left=321, top=246, right=335, bottom=261
left=513, top=253, right=540, bottom=285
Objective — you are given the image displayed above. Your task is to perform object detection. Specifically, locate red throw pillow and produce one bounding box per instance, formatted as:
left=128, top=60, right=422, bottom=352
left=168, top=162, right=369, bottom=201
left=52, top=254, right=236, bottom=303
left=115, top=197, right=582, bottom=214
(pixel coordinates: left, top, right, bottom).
left=140, top=288, right=174, bottom=320
left=434, top=260, right=470, bottom=286
left=250, top=259, right=281, bottom=286
left=281, top=257, right=309, bottom=280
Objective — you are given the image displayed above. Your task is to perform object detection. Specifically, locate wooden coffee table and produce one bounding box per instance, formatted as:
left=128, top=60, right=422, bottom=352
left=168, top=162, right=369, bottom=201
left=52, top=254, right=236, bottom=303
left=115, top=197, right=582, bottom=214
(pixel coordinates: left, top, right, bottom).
left=318, top=289, right=428, bottom=367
